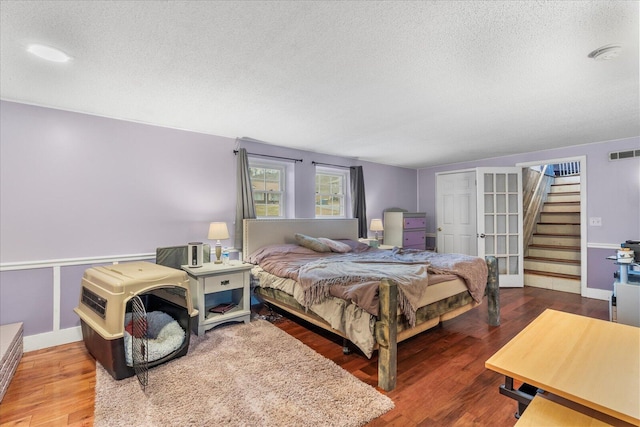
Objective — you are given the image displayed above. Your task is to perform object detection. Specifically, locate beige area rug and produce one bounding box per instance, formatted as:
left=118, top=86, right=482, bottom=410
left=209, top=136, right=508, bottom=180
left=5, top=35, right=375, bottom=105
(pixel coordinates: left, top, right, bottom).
left=94, top=319, right=393, bottom=426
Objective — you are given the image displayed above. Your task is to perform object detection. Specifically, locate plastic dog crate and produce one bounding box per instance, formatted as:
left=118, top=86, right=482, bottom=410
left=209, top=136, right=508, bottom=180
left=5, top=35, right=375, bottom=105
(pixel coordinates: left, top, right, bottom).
left=74, top=261, right=197, bottom=380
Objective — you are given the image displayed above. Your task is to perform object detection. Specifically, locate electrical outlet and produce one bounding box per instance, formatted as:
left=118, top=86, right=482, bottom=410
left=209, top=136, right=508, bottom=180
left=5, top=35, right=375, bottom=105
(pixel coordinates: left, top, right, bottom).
left=589, top=217, right=602, bottom=226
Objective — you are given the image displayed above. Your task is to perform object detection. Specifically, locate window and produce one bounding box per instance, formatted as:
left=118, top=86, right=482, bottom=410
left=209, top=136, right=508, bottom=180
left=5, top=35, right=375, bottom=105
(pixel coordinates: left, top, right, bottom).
left=250, top=161, right=286, bottom=218
left=315, top=168, right=348, bottom=218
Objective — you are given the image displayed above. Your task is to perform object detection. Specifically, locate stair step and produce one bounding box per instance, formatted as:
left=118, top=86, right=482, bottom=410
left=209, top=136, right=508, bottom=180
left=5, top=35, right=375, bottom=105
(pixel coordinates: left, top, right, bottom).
left=528, top=244, right=580, bottom=250
left=554, top=175, right=580, bottom=185
left=532, top=233, right=581, bottom=246
left=550, top=183, right=581, bottom=193
left=528, top=245, right=581, bottom=261
left=524, top=256, right=581, bottom=276
left=524, top=271, right=581, bottom=294
left=539, top=212, right=580, bottom=223
left=525, top=269, right=581, bottom=280
left=542, top=202, right=580, bottom=213
left=525, top=256, right=580, bottom=264
left=535, top=223, right=581, bottom=235
left=547, top=192, right=581, bottom=203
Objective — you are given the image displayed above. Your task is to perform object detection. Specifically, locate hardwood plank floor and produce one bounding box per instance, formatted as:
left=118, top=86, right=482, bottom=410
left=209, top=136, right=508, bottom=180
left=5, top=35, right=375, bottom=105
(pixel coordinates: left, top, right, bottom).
left=0, top=287, right=609, bottom=426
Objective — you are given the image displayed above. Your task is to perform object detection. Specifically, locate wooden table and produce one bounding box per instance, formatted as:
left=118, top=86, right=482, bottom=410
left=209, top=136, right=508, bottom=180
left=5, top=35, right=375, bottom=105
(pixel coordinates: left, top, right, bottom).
left=485, top=309, right=640, bottom=426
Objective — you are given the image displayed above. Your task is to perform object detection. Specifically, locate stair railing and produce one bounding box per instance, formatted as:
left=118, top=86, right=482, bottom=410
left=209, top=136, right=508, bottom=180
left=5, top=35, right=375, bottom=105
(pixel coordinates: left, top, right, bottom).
left=554, top=161, right=580, bottom=176
left=523, top=165, right=554, bottom=256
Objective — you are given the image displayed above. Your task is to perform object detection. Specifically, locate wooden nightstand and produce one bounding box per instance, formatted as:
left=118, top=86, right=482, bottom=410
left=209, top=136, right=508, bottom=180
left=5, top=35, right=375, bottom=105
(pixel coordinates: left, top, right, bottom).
left=182, top=261, right=253, bottom=335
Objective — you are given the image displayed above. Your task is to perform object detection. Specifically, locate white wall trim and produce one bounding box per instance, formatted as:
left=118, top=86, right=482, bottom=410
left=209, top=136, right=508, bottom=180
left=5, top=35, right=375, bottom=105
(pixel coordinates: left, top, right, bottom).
left=2, top=252, right=156, bottom=352
left=0, top=252, right=155, bottom=271
left=24, top=326, right=83, bottom=352
left=582, top=287, right=612, bottom=301
left=53, top=266, right=61, bottom=331
left=588, top=242, right=623, bottom=250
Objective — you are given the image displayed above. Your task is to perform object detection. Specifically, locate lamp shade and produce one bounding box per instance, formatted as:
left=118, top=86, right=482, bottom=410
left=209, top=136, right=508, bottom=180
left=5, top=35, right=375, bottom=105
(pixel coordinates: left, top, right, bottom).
left=370, top=219, right=384, bottom=231
left=208, top=222, right=230, bottom=240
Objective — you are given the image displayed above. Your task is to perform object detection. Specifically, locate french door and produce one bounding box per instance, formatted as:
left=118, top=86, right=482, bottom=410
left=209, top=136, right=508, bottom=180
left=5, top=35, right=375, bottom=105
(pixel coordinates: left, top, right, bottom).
left=436, top=167, right=523, bottom=287
left=476, top=168, right=523, bottom=287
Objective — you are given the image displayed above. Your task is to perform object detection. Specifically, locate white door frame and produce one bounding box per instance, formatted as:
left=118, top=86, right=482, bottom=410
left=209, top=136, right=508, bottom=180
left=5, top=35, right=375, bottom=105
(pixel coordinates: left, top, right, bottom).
left=517, top=155, right=606, bottom=300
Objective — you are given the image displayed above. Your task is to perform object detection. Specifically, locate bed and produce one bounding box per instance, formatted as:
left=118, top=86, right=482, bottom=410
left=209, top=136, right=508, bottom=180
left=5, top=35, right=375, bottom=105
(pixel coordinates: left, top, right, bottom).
left=243, top=218, right=499, bottom=391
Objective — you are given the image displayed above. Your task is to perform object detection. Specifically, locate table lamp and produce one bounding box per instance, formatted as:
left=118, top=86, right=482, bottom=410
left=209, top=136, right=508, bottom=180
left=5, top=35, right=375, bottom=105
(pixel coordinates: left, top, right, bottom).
left=370, top=218, right=384, bottom=242
left=208, top=222, right=230, bottom=264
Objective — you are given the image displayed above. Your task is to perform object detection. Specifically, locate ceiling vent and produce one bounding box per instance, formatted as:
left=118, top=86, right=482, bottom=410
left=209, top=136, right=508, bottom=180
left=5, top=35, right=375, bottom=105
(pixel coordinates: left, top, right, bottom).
left=609, top=150, right=640, bottom=161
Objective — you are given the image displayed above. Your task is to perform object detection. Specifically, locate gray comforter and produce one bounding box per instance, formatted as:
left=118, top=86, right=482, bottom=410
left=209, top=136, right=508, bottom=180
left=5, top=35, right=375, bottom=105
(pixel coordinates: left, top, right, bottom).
left=249, top=242, right=488, bottom=327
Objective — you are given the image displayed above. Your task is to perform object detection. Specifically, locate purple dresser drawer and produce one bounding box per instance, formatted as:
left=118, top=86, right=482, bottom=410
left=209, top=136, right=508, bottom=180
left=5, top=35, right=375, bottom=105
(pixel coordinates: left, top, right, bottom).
left=404, top=217, right=426, bottom=229
left=404, top=244, right=425, bottom=250
left=403, top=230, right=425, bottom=247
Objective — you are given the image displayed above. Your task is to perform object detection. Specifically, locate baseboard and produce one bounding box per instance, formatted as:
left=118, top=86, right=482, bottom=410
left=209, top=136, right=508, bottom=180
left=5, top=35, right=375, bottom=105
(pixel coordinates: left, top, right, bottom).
left=23, top=326, right=83, bottom=352
left=582, top=287, right=611, bottom=301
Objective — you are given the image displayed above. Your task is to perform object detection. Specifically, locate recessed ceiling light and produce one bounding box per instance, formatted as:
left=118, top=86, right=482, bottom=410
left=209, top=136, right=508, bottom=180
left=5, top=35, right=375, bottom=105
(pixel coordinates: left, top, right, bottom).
left=588, top=44, right=622, bottom=61
left=27, top=44, right=72, bottom=63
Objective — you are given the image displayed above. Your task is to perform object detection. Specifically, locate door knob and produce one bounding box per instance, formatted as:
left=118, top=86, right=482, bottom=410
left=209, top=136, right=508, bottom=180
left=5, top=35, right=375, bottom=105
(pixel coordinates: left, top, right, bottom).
left=437, top=227, right=442, bottom=231
left=478, top=233, right=486, bottom=238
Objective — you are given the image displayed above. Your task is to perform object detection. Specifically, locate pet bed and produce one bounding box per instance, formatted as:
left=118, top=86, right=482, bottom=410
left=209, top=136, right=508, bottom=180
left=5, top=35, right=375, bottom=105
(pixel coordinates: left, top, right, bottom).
left=123, top=311, right=185, bottom=367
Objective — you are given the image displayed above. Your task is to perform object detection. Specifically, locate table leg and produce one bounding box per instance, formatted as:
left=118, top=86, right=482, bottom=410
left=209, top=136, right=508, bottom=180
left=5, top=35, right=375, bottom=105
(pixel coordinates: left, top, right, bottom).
left=499, top=376, right=541, bottom=419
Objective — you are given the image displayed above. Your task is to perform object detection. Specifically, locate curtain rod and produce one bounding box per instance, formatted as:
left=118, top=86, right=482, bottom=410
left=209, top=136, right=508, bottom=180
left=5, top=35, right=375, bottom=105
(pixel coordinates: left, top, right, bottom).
left=311, top=161, right=352, bottom=169
left=233, top=150, right=303, bottom=163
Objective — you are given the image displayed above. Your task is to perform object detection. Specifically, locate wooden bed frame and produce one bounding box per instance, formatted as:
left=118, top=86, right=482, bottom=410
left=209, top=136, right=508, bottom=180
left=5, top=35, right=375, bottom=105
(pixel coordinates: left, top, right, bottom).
left=243, top=218, right=500, bottom=391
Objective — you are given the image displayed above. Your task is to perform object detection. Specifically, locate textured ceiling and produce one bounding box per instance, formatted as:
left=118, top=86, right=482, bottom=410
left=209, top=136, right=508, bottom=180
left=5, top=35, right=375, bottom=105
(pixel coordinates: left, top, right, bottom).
left=1, top=1, right=638, bottom=168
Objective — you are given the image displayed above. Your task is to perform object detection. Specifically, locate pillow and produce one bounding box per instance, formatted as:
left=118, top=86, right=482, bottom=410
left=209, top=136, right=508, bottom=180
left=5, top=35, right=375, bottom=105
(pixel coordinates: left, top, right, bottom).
left=318, top=237, right=352, bottom=253
left=333, top=239, right=372, bottom=253
left=294, top=233, right=331, bottom=252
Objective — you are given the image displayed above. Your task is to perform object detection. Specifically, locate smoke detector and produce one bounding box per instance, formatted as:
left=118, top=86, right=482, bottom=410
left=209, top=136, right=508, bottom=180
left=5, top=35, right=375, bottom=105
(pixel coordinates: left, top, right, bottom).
left=588, top=44, right=622, bottom=61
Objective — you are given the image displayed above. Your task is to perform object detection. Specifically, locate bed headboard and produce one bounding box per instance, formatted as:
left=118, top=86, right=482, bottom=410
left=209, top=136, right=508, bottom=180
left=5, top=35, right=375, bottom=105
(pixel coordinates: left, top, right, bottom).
left=243, top=218, right=359, bottom=261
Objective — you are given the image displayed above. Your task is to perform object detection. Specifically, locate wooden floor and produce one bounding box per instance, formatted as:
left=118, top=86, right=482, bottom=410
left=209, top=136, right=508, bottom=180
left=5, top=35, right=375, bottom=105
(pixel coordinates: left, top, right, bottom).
left=0, top=287, right=609, bottom=426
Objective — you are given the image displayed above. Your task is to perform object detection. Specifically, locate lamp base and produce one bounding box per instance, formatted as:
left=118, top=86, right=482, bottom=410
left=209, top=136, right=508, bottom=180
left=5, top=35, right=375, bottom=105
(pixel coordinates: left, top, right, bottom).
left=214, top=243, right=222, bottom=264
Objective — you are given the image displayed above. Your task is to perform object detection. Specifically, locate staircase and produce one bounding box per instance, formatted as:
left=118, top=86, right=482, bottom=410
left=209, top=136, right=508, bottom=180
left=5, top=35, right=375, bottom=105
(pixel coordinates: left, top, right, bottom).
left=524, top=175, right=581, bottom=294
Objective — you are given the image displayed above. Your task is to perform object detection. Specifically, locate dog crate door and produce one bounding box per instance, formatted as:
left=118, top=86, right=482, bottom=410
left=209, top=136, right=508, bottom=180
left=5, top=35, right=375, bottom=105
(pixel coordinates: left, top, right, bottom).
left=131, top=295, right=149, bottom=390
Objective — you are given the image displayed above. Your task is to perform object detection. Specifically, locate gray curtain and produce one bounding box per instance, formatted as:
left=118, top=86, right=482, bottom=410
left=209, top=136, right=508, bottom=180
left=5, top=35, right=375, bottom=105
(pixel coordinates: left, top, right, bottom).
left=234, top=148, right=256, bottom=251
left=350, top=166, right=367, bottom=238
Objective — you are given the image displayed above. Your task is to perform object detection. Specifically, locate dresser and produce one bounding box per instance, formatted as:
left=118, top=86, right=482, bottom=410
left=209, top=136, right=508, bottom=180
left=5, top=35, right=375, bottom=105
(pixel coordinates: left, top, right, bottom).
left=383, top=211, right=427, bottom=249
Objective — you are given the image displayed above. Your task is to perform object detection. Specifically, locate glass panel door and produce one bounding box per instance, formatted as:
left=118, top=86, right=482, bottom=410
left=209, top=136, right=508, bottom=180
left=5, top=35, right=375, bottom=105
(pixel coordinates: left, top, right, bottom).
left=477, top=168, right=523, bottom=287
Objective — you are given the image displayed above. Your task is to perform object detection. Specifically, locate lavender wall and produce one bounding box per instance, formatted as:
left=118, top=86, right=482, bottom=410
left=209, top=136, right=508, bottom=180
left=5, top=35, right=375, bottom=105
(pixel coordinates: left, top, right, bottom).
left=2, top=98, right=636, bottom=346
left=417, top=136, right=640, bottom=291
left=0, top=100, right=417, bottom=343
left=0, top=101, right=417, bottom=263
left=1, top=102, right=237, bottom=262
left=0, top=268, right=52, bottom=335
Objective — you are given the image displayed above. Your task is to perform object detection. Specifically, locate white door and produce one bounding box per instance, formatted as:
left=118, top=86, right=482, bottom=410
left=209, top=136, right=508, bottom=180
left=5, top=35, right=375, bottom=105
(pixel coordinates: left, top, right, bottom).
left=476, top=168, right=524, bottom=287
left=436, top=171, right=477, bottom=255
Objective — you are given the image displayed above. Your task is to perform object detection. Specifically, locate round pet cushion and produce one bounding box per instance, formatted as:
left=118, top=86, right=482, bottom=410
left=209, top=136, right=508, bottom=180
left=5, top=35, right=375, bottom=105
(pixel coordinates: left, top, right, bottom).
left=123, top=311, right=185, bottom=367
